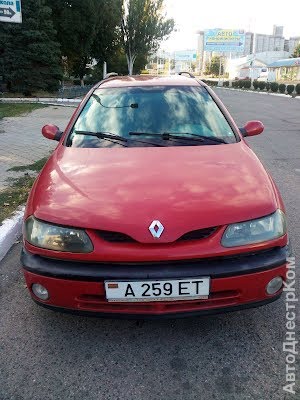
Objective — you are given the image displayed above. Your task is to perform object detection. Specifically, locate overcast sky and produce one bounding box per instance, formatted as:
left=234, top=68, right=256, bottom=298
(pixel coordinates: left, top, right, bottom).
left=162, top=0, right=300, bottom=51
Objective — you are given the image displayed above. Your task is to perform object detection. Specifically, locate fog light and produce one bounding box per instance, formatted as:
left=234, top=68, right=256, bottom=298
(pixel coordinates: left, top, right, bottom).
left=32, top=284, right=49, bottom=300
left=266, top=277, right=283, bottom=295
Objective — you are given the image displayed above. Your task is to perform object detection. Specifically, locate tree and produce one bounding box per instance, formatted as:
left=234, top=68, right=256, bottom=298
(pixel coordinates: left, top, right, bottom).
left=120, top=0, right=174, bottom=75
left=92, top=0, right=122, bottom=65
left=46, top=0, right=100, bottom=85
left=0, top=0, right=62, bottom=94
left=47, top=0, right=122, bottom=85
left=92, top=47, right=147, bottom=78
left=205, top=56, right=223, bottom=77
left=292, top=43, right=300, bottom=58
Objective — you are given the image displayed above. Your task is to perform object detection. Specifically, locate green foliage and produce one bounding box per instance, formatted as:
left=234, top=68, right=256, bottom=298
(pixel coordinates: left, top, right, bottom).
left=231, top=81, right=239, bottom=88
left=45, top=0, right=120, bottom=81
left=205, top=56, right=223, bottom=76
left=223, top=81, right=229, bottom=87
left=0, top=0, right=62, bottom=94
left=7, top=157, right=48, bottom=172
left=258, top=81, right=266, bottom=90
left=279, top=83, right=286, bottom=93
left=0, top=103, right=46, bottom=119
left=253, top=80, right=259, bottom=90
left=91, top=0, right=123, bottom=64
left=203, top=80, right=218, bottom=86
left=243, top=80, right=251, bottom=89
left=121, top=0, right=174, bottom=74
left=287, top=85, right=295, bottom=95
left=296, top=83, right=300, bottom=95
left=292, top=43, right=300, bottom=58
left=265, top=82, right=271, bottom=91
left=0, top=174, right=36, bottom=223
left=270, top=82, right=279, bottom=92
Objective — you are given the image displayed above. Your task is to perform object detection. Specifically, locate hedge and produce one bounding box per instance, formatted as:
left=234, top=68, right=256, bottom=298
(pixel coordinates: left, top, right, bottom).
left=287, top=85, right=295, bottom=95
left=279, top=83, right=286, bottom=93
left=270, top=82, right=279, bottom=92
left=202, top=79, right=298, bottom=95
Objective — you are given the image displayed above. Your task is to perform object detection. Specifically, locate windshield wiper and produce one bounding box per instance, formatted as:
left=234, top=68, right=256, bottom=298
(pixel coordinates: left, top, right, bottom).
left=75, top=131, right=128, bottom=142
left=75, top=131, right=165, bottom=147
left=74, top=131, right=128, bottom=147
left=129, top=132, right=228, bottom=144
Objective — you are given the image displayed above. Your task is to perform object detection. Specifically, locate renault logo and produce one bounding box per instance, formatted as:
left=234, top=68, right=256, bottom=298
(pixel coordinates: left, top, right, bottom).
left=149, top=220, right=164, bottom=239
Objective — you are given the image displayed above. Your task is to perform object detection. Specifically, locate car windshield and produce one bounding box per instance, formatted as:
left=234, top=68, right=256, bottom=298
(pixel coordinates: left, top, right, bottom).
left=67, top=86, right=237, bottom=148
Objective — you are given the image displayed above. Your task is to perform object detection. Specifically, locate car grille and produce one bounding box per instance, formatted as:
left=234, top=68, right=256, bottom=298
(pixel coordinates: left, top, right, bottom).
left=97, top=230, right=135, bottom=243
left=97, top=227, right=217, bottom=243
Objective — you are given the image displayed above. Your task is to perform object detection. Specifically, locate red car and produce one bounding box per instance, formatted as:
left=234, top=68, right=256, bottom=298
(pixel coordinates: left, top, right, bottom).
left=21, top=74, right=288, bottom=318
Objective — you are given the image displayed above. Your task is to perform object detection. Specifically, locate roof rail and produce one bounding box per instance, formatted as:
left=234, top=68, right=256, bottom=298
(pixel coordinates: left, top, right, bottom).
left=104, top=72, right=118, bottom=79
left=178, top=71, right=196, bottom=78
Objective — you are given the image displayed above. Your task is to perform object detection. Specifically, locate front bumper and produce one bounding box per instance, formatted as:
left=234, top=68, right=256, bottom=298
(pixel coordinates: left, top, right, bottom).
left=21, top=247, right=287, bottom=318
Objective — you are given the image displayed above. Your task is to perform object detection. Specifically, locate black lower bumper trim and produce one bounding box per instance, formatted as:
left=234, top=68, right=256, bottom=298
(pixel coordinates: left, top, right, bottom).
left=33, top=294, right=282, bottom=319
left=21, top=246, right=287, bottom=281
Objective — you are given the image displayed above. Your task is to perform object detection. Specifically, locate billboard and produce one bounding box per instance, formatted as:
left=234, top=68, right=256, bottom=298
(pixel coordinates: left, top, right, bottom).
left=204, top=29, right=245, bottom=52
left=0, top=0, right=22, bottom=23
left=174, top=51, right=197, bottom=62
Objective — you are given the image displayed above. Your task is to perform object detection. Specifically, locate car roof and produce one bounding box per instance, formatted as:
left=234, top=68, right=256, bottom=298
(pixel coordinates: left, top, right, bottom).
left=97, top=75, right=205, bottom=89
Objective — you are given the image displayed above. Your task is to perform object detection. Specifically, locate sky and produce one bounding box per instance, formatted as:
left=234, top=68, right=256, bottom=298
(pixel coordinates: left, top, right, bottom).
left=162, top=0, right=300, bottom=51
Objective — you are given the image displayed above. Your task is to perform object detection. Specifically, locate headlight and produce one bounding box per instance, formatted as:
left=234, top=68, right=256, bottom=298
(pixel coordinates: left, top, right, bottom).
left=221, top=210, right=287, bottom=247
left=24, top=216, right=93, bottom=253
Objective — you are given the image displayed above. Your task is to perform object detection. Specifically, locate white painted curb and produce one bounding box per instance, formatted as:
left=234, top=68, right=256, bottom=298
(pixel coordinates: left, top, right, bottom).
left=0, top=98, right=80, bottom=107
left=0, top=207, right=24, bottom=262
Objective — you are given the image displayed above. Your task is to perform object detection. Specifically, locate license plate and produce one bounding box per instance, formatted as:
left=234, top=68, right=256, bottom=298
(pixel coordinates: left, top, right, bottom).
left=105, top=278, right=210, bottom=302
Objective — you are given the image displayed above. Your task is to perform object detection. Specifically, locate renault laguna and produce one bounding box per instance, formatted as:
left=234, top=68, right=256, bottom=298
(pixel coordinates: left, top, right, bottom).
left=21, top=74, right=288, bottom=318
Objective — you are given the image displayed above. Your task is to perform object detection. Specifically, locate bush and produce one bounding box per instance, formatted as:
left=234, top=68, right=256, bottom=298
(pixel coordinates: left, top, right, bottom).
left=223, top=81, right=229, bottom=87
left=258, top=81, right=266, bottom=90
left=279, top=83, right=286, bottom=93
left=232, top=81, right=239, bottom=88
left=287, top=84, right=295, bottom=95
left=243, top=80, right=251, bottom=89
left=265, top=82, right=271, bottom=91
left=270, top=82, right=279, bottom=92
left=253, top=80, right=259, bottom=90
left=296, top=83, right=300, bottom=95
left=238, top=80, right=244, bottom=88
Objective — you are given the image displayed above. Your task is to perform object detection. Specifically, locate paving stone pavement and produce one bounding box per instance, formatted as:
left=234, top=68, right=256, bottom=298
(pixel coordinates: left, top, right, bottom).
left=0, top=106, right=76, bottom=191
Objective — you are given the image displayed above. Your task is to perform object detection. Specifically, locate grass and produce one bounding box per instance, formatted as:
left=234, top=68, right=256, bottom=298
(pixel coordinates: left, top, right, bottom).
left=0, top=174, right=36, bottom=223
left=1, top=156, right=49, bottom=223
left=0, top=103, right=47, bottom=119
left=7, top=157, right=48, bottom=172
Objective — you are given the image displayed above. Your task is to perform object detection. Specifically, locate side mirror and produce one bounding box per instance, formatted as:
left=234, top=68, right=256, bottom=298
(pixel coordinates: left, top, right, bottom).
left=42, top=124, right=63, bottom=141
left=240, top=121, right=264, bottom=137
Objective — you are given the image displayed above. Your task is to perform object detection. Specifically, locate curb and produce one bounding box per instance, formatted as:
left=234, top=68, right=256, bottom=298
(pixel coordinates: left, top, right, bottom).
left=0, top=98, right=80, bottom=107
left=0, top=207, right=24, bottom=262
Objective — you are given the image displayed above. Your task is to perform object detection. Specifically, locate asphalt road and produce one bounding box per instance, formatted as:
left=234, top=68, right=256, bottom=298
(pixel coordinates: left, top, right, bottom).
left=0, top=89, right=299, bottom=400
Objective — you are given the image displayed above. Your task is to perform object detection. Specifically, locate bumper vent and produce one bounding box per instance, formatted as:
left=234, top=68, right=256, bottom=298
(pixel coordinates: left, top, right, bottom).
left=97, top=227, right=217, bottom=243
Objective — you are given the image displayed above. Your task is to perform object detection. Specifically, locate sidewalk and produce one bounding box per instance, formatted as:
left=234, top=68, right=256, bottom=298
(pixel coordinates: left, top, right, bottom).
left=0, top=106, right=75, bottom=191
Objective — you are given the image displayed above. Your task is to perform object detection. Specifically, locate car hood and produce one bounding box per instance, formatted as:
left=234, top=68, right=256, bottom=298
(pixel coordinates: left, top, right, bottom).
left=30, top=143, right=278, bottom=243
